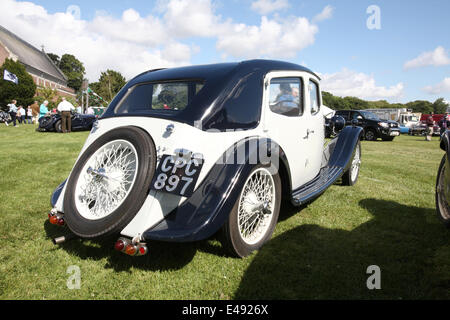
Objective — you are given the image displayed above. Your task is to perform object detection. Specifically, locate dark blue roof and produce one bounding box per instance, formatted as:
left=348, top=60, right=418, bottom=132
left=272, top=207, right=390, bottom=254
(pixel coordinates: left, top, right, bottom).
left=130, top=59, right=318, bottom=85
left=102, top=59, right=319, bottom=130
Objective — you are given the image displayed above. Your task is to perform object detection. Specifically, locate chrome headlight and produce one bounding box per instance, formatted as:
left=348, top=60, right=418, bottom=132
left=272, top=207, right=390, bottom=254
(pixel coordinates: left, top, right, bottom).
left=378, top=122, right=388, bottom=128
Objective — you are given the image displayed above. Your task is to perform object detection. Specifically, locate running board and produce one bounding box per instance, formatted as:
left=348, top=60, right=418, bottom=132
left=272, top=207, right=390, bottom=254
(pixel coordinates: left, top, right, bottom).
left=291, top=165, right=343, bottom=206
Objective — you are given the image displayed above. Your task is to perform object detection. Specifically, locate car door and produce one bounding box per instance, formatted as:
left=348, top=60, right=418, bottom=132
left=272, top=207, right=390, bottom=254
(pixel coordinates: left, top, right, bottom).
left=305, top=77, right=325, bottom=179
left=262, top=71, right=323, bottom=189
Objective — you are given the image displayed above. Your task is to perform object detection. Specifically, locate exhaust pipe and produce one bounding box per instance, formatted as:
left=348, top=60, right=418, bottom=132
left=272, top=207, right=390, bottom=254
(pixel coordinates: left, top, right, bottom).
left=52, top=233, right=76, bottom=245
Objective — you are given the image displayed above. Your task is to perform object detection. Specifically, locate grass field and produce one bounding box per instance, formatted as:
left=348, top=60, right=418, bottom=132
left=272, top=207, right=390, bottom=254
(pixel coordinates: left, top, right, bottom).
left=0, top=124, right=449, bottom=300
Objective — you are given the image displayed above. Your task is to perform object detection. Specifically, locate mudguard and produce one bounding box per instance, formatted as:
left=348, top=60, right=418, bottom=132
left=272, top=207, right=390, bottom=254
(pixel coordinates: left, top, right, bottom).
left=50, top=180, right=66, bottom=208
left=142, top=137, right=287, bottom=242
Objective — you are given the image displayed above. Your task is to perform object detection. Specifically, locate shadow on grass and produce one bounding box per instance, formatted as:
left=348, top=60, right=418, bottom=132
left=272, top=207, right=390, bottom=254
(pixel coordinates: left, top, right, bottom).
left=44, top=221, right=199, bottom=272
left=234, top=198, right=450, bottom=299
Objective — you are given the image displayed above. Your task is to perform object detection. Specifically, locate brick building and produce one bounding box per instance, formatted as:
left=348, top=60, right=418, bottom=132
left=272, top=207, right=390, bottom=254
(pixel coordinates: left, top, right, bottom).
left=0, top=25, right=76, bottom=99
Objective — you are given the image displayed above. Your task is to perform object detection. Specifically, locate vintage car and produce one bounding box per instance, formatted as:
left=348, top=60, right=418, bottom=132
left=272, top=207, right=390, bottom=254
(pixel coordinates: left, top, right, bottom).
left=37, top=112, right=97, bottom=132
left=48, top=60, right=362, bottom=258
left=436, top=130, right=450, bottom=227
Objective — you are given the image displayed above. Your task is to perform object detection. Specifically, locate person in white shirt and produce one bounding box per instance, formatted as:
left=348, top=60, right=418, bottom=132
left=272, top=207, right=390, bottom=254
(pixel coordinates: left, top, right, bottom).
left=57, top=97, right=75, bottom=133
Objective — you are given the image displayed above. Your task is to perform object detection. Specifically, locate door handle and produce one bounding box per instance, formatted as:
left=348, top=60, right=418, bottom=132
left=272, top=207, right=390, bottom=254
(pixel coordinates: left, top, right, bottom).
left=303, top=129, right=315, bottom=139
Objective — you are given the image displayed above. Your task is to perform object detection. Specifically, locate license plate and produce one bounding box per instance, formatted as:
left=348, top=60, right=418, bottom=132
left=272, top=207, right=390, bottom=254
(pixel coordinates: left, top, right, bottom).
left=390, top=131, right=399, bottom=136
left=151, top=154, right=204, bottom=197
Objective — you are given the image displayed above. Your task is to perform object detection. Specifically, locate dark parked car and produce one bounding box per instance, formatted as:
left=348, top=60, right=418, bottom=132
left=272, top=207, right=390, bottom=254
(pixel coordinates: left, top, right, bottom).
left=335, top=110, right=400, bottom=141
left=37, top=112, right=96, bottom=132
left=436, top=130, right=450, bottom=227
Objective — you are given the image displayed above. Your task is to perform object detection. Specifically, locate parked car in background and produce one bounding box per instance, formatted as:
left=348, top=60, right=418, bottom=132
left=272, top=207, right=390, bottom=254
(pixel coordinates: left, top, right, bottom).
left=334, top=110, right=400, bottom=141
left=409, top=121, right=440, bottom=136
left=436, top=130, right=450, bottom=227
left=37, top=111, right=96, bottom=132
left=47, top=60, right=363, bottom=258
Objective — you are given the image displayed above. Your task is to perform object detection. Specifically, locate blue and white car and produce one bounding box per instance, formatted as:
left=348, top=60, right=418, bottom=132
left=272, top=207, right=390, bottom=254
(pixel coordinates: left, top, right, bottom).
left=48, top=60, right=362, bottom=258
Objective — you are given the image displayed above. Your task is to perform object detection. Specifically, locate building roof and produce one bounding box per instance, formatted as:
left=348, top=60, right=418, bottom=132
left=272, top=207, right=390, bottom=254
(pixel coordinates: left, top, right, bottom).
left=0, top=25, right=67, bottom=83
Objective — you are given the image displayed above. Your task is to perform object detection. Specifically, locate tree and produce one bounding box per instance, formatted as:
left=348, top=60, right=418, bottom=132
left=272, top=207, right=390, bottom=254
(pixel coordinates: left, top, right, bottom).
left=47, top=53, right=60, bottom=67
left=59, top=54, right=86, bottom=92
left=0, top=59, right=36, bottom=110
left=90, top=70, right=127, bottom=103
left=406, top=100, right=433, bottom=114
left=432, top=98, right=449, bottom=114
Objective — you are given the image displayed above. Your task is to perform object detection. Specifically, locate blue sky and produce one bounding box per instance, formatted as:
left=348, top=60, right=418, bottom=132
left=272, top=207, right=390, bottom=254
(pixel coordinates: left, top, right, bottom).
left=1, top=0, right=449, bottom=103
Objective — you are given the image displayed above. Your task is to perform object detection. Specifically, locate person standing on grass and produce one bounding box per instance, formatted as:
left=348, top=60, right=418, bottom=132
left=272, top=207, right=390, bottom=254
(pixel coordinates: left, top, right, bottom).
left=30, top=101, right=39, bottom=124
left=18, top=106, right=26, bottom=124
left=39, top=100, right=49, bottom=119
left=7, top=100, right=18, bottom=127
left=57, top=97, right=75, bottom=133
left=426, top=113, right=434, bottom=141
left=26, top=106, right=33, bottom=124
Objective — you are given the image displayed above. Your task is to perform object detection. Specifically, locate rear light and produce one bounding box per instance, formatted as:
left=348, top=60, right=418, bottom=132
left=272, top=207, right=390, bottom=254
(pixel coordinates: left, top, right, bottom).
left=49, top=215, right=59, bottom=225
left=136, top=244, right=148, bottom=256
left=57, top=218, right=65, bottom=226
left=125, top=244, right=137, bottom=256
left=114, top=237, right=148, bottom=256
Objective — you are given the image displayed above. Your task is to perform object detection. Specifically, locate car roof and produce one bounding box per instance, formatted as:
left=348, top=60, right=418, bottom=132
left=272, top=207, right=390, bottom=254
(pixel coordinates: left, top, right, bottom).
left=131, top=59, right=320, bottom=85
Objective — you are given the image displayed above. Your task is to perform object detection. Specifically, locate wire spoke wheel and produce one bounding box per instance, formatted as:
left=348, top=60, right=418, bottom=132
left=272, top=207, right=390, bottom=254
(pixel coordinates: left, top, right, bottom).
left=74, top=140, right=139, bottom=220
left=238, top=168, right=276, bottom=245
left=436, top=156, right=450, bottom=223
left=350, top=144, right=361, bottom=182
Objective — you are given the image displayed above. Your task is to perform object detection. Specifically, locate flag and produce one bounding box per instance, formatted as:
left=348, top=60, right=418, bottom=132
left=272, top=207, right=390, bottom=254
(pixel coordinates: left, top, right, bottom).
left=3, top=69, right=18, bottom=84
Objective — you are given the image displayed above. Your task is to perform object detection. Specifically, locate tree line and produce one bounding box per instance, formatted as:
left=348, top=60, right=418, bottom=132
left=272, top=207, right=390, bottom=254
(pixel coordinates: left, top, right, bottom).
left=322, top=91, right=449, bottom=114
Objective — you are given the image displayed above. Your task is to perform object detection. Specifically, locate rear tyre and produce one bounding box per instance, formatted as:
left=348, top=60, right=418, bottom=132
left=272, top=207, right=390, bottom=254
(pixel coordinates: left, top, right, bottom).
left=436, top=155, right=450, bottom=228
left=220, top=165, right=281, bottom=258
left=342, top=142, right=361, bottom=186
left=63, top=127, right=156, bottom=238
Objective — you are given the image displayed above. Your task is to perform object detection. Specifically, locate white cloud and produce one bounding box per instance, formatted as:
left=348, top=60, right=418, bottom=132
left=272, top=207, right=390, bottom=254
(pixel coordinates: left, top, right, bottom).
left=404, top=46, right=450, bottom=70
left=0, top=0, right=324, bottom=81
left=320, top=68, right=404, bottom=100
left=423, top=78, right=450, bottom=95
left=216, top=16, right=318, bottom=59
left=312, top=5, right=334, bottom=23
left=251, top=0, right=290, bottom=15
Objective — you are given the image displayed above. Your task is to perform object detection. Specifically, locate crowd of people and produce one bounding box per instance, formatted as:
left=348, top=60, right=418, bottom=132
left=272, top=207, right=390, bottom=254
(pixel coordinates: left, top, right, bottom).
left=3, top=98, right=84, bottom=133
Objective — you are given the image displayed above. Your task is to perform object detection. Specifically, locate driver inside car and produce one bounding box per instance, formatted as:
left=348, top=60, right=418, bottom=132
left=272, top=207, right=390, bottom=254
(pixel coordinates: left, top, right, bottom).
left=270, top=83, right=300, bottom=116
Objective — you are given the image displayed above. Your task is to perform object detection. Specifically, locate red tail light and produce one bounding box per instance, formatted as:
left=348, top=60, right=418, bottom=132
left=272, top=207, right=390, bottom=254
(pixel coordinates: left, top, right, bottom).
left=57, top=218, right=65, bottom=226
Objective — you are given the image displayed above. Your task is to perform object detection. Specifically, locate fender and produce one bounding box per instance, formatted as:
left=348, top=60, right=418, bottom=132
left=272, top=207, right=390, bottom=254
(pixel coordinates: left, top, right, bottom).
left=328, top=125, right=363, bottom=170
left=142, top=136, right=287, bottom=242
left=50, top=179, right=66, bottom=208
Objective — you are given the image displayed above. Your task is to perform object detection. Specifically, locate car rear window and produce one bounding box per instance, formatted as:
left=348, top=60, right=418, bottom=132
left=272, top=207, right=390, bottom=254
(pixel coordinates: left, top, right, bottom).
left=114, top=81, right=204, bottom=114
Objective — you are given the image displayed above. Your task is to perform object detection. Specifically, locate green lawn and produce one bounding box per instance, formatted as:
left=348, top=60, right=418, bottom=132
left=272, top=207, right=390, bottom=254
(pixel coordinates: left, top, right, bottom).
left=0, top=124, right=449, bottom=299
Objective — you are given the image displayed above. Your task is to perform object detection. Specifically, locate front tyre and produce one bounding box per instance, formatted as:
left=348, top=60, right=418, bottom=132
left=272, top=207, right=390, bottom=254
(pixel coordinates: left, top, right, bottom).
left=220, top=165, right=281, bottom=258
left=342, top=142, right=361, bottom=186
left=436, top=155, right=450, bottom=227
left=63, top=127, right=156, bottom=238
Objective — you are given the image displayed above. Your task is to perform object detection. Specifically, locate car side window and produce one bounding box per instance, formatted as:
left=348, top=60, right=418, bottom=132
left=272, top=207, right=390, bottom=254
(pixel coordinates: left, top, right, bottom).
left=269, top=78, right=302, bottom=117
left=309, top=80, right=320, bottom=114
